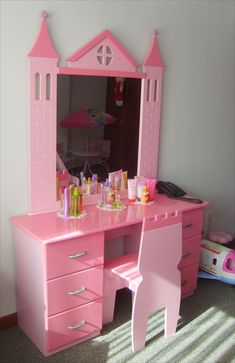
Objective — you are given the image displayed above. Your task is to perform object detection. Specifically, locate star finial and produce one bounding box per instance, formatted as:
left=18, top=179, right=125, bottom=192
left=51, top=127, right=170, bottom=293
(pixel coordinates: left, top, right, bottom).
left=39, top=11, right=48, bottom=20
left=152, top=29, right=159, bottom=38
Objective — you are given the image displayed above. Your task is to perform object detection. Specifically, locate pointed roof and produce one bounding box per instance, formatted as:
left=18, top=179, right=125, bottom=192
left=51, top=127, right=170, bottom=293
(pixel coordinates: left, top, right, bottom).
left=68, top=29, right=137, bottom=67
left=143, top=30, right=164, bottom=68
left=28, top=11, right=59, bottom=58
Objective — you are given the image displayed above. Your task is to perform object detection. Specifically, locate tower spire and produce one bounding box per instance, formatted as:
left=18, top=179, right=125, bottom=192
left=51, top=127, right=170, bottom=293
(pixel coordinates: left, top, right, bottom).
left=28, top=11, right=59, bottom=58
left=143, top=30, right=164, bottom=68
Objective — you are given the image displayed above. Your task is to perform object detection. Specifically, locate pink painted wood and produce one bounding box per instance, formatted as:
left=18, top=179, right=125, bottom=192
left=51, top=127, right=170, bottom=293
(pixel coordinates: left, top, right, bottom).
left=28, top=16, right=58, bottom=58
left=179, top=235, right=201, bottom=269
left=138, top=31, right=164, bottom=178
left=57, top=66, right=145, bottom=79
left=45, top=232, right=104, bottom=279
left=103, top=211, right=182, bottom=352
left=67, top=29, right=137, bottom=72
left=27, top=14, right=166, bottom=213
left=10, top=195, right=207, bottom=244
left=143, top=30, right=164, bottom=68
left=13, top=227, right=47, bottom=355
left=10, top=194, right=208, bottom=244
left=28, top=15, right=59, bottom=214
left=47, top=299, right=102, bottom=351
left=46, top=266, right=103, bottom=316
left=11, top=196, right=208, bottom=355
left=12, top=225, right=104, bottom=356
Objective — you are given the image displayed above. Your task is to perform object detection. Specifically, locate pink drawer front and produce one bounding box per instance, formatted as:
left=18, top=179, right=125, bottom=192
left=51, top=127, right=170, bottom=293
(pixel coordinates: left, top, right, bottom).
left=47, top=299, right=102, bottom=351
left=46, top=266, right=103, bottom=316
left=46, top=232, right=104, bottom=280
left=181, top=264, right=199, bottom=298
left=182, top=209, right=203, bottom=240
left=178, top=235, right=201, bottom=269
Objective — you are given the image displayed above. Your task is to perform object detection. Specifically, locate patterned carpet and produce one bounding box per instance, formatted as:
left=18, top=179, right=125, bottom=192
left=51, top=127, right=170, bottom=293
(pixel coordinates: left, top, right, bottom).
left=1, top=280, right=235, bottom=363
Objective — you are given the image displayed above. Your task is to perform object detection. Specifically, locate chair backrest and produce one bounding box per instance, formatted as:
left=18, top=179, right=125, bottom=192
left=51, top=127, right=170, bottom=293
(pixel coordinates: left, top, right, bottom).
left=137, top=211, right=182, bottom=281
left=88, top=139, right=111, bottom=158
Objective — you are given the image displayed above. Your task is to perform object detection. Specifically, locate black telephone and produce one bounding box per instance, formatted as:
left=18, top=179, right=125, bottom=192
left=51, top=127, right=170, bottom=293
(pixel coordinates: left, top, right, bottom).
left=157, top=181, right=203, bottom=204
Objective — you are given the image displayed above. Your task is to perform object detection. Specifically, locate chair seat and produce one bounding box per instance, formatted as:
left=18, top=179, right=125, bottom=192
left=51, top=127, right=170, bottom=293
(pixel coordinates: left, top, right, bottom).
left=105, top=253, right=142, bottom=288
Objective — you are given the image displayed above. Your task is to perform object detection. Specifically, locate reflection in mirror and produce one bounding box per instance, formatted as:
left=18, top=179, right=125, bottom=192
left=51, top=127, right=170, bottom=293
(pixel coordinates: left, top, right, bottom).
left=57, top=75, right=141, bottom=182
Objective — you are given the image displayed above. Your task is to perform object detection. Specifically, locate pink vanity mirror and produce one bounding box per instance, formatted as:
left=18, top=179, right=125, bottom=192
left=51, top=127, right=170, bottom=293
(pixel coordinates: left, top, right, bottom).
left=57, top=74, right=141, bottom=181
left=28, top=11, right=164, bottom=214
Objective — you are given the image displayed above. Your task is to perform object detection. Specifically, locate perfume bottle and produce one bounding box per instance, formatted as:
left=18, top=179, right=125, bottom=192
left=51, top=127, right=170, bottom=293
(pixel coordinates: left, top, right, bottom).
left=104, top=179, right=111, bottom=207
left=99, top=183, right=104, bottom=207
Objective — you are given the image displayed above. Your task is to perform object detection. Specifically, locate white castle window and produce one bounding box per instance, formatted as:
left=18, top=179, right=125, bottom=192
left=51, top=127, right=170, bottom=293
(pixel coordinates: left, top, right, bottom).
left=46, top=73, right=51, bottom=100
left=97, top=45, right=113, bottom=66
left=35, top=73, right=40, bottom=100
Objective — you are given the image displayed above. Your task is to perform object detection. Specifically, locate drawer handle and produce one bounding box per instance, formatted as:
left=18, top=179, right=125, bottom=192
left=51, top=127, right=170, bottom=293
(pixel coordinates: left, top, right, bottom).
left=181, top=280, right=187, bottom=287
left=68, top=320, right=85, bottom=330
left=68, top=251, right=87, bottom=259
left=183, top=223, right=193, bottom=228
left=68, top=287, right=86, bottom=295
left=182, top=252, right=191, bottom=258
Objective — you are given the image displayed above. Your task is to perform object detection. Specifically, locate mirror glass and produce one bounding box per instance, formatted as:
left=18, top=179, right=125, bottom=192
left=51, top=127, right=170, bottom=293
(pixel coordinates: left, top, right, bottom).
left=57, top=74, right=141, bottom=182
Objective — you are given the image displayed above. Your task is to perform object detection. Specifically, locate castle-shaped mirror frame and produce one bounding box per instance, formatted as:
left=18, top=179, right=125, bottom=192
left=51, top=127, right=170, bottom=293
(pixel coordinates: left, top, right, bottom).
left=28, top=12, right=164, bottom=214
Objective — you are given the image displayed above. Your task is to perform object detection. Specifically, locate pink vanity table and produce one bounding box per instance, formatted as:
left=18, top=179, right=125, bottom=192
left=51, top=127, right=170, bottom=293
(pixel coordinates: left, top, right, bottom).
left=10, top=12, right=208, bottom=356
left=11, top=195, right=208, bottom=356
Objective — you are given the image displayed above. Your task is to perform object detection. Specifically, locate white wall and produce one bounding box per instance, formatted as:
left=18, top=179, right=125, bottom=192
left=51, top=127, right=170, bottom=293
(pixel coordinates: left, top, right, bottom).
left=0, top=0, right=234, bottom=316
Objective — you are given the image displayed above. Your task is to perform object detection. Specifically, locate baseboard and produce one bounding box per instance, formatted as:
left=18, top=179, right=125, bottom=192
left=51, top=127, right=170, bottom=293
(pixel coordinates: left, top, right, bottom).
left=0, top=313, right=17, bottom=330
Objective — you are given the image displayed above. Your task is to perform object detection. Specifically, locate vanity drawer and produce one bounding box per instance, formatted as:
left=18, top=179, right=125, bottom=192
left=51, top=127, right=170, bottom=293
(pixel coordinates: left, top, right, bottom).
left=46, top=266, right=103, bottom=316
left=182, top=209, right=203, bottom=240
left=46, top=232, right=104, bottom=280
left=181, top=264, right=199, bottom=297
left=178, top=235, right=201, bottom=269
left=47, top=299, right=102, bottom=351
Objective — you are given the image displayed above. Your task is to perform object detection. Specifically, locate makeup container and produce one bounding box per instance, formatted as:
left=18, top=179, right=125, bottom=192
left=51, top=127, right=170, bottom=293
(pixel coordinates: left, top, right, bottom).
left=137, top=179, right=146, bottom=201
left=146, top=178, right=156, bottom=201
left=127, top=179, right=137, bottom=202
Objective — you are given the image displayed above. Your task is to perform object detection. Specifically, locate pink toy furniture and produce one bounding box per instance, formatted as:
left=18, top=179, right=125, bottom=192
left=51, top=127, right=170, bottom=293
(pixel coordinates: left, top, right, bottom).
left=10, top=12, right=209, bottom=357
left=11, top=195, right=208, bottom=356
left=27, top=12, right=164, bottom=214
left=103, top=211, right=182, bottom=352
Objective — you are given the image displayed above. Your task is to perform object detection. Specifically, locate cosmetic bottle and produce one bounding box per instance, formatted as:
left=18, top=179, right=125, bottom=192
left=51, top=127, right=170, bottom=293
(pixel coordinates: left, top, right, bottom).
left=71, top=186, right=79, bottom=217
left=92, top=174, right=98, bottom=194
left=80, top=175, right=86, bottom=195
left=113, top=175, right=119, bottom=200
left=78, top=186, right=83, bottom=213
left=60, top=186, right=65, bottom=215
left=104, top=179, right=110, bottom=206
left=127, top=179, right=137, bottom=203
left=86, top=177, right=91, bottom=195
left=146, top=178, right=156, bottom=201
left=63, top=186, right=69, bottom=217
left=80, top=172, right=84, bottom=187
left=99, top=183, right=104, bottom=207
left=121, top=171, right=128, bottom=190
left=141, top=185, right=149, bottom=204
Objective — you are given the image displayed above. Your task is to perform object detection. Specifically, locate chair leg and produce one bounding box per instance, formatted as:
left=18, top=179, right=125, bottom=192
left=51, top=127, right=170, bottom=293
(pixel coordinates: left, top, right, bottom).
left=164, top=288, right=180, bottom=337
left=131, top=289, right=149, bottom=352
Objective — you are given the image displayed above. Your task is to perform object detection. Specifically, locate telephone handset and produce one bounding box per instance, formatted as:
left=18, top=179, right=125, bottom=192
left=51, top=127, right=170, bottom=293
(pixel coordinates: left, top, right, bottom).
left=157, top=181, right=203, bottom=204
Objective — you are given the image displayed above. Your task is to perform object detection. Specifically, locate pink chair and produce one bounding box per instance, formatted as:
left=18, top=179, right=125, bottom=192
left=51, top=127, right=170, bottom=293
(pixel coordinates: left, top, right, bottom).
left=103, top=211, right=182, bottom=352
